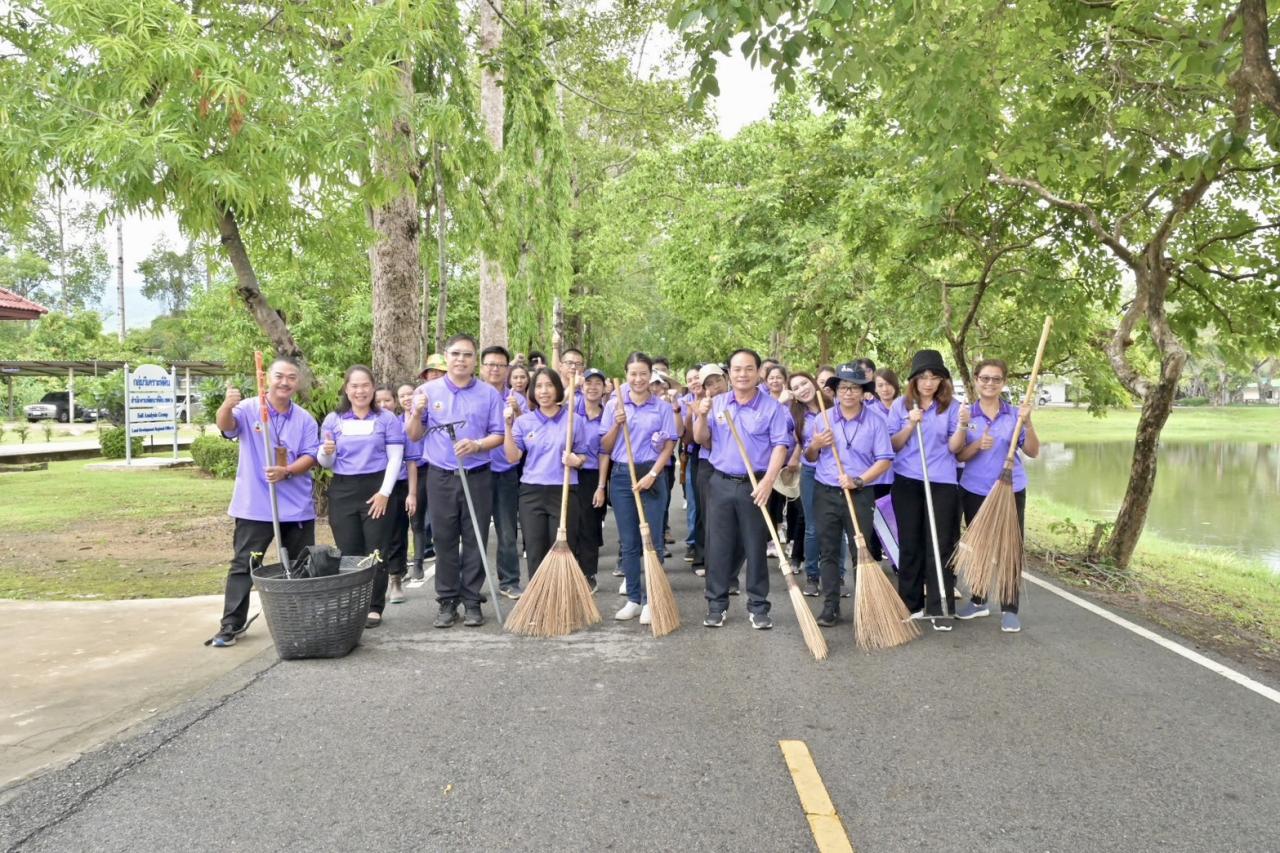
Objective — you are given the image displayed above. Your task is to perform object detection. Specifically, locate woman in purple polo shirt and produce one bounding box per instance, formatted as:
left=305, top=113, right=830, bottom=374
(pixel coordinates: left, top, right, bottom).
left=372, top=383, right=423, bottom=608
left=788, top=372, right=823, bottom=595
left=887, top=350, right=969, bottom=628
left=576, top=368, right=609, bottom=592
left=317, top=365, right=405, bottom=629
left=504, top=368, right=590, bottom=583
left=600, top=352, right=679, bottom=625
left=866, top=367, right=901, bottom=561
left=956, top=358, right=1040, bottom=633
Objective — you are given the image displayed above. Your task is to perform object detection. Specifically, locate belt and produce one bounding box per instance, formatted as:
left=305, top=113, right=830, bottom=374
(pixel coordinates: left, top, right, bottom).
left=437, top=463, right=490, bottom=476
left=714, top=469, right=765, bottom=484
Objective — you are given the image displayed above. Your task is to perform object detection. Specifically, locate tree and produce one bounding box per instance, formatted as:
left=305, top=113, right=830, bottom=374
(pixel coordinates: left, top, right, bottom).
left=137, top=236, right=199, bottom=314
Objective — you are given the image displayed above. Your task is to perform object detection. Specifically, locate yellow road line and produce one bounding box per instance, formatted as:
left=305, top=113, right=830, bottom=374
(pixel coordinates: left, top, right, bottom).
left=779, top=740, right=855, bottom=853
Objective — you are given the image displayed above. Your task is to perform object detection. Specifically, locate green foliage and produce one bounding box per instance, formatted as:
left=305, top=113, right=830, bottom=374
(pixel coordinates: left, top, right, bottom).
left=99, top=426, right=142, bottom=459
left=14, top=423, right=30, bottom=444
left=0, top=192, right=110, bottom=310
left=137, top=236, right=200, bottom=314
left=40, top=422, right=53, bottom=442
left=189, top=434, right=238, bottom=478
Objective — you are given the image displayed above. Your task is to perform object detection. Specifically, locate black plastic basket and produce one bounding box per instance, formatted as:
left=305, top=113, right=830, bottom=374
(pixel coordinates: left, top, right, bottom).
left=251, top=557, right=375, bottom=660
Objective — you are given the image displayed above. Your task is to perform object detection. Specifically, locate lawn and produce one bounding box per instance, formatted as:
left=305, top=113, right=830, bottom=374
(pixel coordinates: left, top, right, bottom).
left=1031, top=404, right=1280, bottom=443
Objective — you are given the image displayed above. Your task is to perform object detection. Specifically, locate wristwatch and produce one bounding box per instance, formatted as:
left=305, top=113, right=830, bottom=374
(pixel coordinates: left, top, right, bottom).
left=852, top=476, right=864, bottom=490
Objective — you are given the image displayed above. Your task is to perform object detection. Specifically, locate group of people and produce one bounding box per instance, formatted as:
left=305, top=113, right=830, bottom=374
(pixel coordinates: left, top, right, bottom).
left=208, top=336, right=1039, bottom=647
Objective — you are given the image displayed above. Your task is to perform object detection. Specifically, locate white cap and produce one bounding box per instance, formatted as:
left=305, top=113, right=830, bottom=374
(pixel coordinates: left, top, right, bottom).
left=697, top=363, right=725, bottom=383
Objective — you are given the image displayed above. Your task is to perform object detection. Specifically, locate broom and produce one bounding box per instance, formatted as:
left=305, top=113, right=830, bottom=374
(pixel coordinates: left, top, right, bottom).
left=814, top=392, right=920, bottom=651
left=616, top=379, right=680, bottom=637
left=504, top=376, right=602, bottom=636
left=954, top=316, right=1053, bottom=605
left=722, top=407, right=828, bottom=661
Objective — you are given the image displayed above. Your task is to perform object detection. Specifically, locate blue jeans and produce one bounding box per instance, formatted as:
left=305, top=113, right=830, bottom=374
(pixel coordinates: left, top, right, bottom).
left=609, top=463, right=669, bottom=605
left=684, top=454, right=699, bottom=550
left=800, top=465, right=847, bottom=581
left=491, top=467, right=521, bottom=587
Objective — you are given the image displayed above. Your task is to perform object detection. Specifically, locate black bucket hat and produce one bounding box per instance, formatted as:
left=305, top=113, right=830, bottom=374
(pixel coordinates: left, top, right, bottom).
left=907, top=349, right=950, bottom=381
left=825, top=362, right=875, bottom=392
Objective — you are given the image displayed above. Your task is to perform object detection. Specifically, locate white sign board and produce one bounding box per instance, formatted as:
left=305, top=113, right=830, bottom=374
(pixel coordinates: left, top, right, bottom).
left=127, top=364, right=176, bottom=436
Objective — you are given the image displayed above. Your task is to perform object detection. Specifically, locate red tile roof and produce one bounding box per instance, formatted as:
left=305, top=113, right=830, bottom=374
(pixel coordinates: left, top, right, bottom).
left=0, top=287, right=50, bottom=320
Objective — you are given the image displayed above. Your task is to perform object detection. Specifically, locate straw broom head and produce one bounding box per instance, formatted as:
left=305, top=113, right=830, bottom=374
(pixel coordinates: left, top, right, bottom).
left=953, top=470, right=1024, bottom=603
left=639, top=523, right=680, bottom=637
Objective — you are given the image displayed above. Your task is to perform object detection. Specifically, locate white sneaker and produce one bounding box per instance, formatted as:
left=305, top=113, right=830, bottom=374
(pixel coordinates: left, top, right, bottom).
left=639, top=604, right=652, bottom=625
left=766, top=541, right=778, bottom=559
left=618, top=579, right=627, bottom=596
left=615, top=601, right=643, bottom=621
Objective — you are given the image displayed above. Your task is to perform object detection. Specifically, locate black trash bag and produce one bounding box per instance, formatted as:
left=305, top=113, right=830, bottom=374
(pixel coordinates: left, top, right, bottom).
left=293, top=545, right=343, bottom=578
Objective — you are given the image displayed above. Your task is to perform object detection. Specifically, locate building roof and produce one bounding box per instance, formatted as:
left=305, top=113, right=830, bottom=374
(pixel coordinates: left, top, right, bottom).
left=0, top=287, right=50, bottom=321
left=0, top=360, right=231, bottom=378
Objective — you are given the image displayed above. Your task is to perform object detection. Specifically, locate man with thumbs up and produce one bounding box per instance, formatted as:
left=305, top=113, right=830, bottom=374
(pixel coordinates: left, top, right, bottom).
left=210, top=357, right=319, bottom=647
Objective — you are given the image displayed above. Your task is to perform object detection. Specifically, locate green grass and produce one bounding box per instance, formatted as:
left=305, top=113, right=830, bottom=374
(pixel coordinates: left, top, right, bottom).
left=0, top=559, right=227, bottom=600
left=1026, top=494, right=1280, bottom=652
left=1032, top=405, right=1280, bottom=443
left=0, top=423, right=205, bottom=446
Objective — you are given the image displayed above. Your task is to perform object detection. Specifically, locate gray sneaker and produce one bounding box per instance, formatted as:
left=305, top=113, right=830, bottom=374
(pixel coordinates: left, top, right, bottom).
left=1001, top=611, right=1022, bottom=633
left=839, top=583, right=851, bottom=598
left=957, top=601, right=990, bottom=620
left=433, top=603, right=458, bottom=629
left=703, top=610, right=726, bottom=628
left=749, top=612, right=773, bottom=630
left=499, top=584, right=523, bottom=600
left=802, top=579, right=820, bottom=597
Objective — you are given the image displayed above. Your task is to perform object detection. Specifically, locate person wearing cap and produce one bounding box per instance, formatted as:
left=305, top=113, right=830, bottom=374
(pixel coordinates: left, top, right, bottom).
left=887, top=349, right=969, bottom=628
left=408, top=354, right=447, bottom=582
left=691, top=362, right=728, bottom=580
left=693, top=348, right=794, bottom=629
left=575, top=368, right=610, bottom=590
left=479, top=345, right=527, bottom=599
left=418, top=352, right=448, bottom=383
left=210, top=356, right=319, bottom=647
left=955, top=357, right=1040, bottom=632
left=650, top=369, right=684, bottom=556
left=406, top=333, right=506, bottom=628
left=680, top=366, right=705, bottom=568
left=804, top=363, right=893, bottom=626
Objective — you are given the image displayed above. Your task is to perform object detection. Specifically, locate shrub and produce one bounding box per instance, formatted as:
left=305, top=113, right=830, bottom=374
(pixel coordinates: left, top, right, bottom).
left=100, top=426, right=143, bottom=459
left=1178, top=396, right=1210, bottom=407
left=15, top=423, right=30, bottom=444
left=41, top=422, right=54, bottom=442
left=190, top=434, right=239, bottom=478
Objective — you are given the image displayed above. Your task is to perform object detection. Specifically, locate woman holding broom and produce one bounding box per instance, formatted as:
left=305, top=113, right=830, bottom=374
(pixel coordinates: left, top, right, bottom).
left=600, top=352, right=679, bottom=625
left=577, top=368, right=610, bottom=592
left=955, top=358, right=1040, bottom=633
left=788, top=372, right=824, bottom=597
left=887, top=350, right=969, bottom=629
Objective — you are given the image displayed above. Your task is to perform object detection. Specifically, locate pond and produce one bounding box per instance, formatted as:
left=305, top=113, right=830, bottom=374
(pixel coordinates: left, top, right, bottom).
left=1023, top=442, right=1280, bottom=572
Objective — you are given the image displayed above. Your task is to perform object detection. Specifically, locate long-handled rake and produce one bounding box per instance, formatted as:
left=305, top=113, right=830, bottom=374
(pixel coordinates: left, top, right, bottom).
left=722, top=407, right=827, bottom=661
left=442, top=422, right=503, bottom=623
left=814, top=392, right=919, bottom=650
left=254, top=351, right=290, bottom=577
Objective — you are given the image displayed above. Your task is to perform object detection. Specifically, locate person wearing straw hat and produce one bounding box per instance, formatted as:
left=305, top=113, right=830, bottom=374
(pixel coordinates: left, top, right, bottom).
left=804, top=363, right=894, bottom=627
left=955, top=358, right=1040, bottom=632
left=417, top=352, right=448, bottom=383
left=692, top=348, right=794, bottom=629
left=210, top=356, right=319, bottom=648
left=887, top=349, right=969, bottom=628
left=406, top=333, right=506, bottom=628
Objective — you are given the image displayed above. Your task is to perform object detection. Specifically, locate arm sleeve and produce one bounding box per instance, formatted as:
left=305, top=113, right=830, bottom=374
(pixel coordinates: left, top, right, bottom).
left=316, top=413, right=337, bottom=468
left=511, top=415, right=528, bottom=452
left=572, top=415, right=590, bottom=455
left=298, top=414, right=321, bottom=459
left=872, top=418, right=894, bottom=460
left=221, top=400, right=248, bottom=440
left=379, top=444, right=404, bottom=496
left=384, top=411, right=406, bottom=445
left=486, top=390, right=504, bottom=439
left=769, top=402, right=795, bottom=450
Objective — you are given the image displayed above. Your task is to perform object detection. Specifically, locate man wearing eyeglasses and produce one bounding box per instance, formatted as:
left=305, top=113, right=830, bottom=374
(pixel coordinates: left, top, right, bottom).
left=478, top=345, right=526, bottom=599
left=558, top=348, right=585, bottom=396
left=407, top=334, right=505, bottom=627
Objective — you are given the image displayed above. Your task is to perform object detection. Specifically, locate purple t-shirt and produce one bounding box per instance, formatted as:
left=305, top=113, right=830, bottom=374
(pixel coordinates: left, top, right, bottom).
left=600, top=388, right=679, bottom=466
left=397, top=412, right=423, bottom=482
left=705, top=389, right=795, bottom=476
left=960, top=400, right=1028, bottom=495
left=579, top=403, right=605, bottom=470
left=887, top=396, right=960, bottom=484
left=798, top=409, right=819, bottom=468
left=223, top=399, right=319, bottom=523
left=807, top=406, right=894, bottom=488
left=320, top=408, right=404, bottom=476
left=415, top=376, right=505, bottom=471
left=512, top=407, right=590, bottom=486
left=490, top=388, right=528, bottom=473
left=866, top=397, right=896, bottom=485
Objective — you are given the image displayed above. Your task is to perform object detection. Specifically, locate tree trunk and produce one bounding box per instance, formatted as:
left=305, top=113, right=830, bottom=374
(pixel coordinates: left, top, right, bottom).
left=369, top=60, right=422, bottom=387
left=116, top=217, right=125, bottom=342
left=433, top=141, right=449, bottom=353
left=55, top=193, right=67, bottom=310
left=478, top=0, right=508, bottom=348
left=551, top=295, right=564, bottom=368
left=216, top=205, right=313, bottom=386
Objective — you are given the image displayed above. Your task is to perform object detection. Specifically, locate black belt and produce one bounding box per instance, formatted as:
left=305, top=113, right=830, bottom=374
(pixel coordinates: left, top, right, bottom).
left=437, top=463, right=490, bottom=476
left=714, top=469, right=765, bottom=484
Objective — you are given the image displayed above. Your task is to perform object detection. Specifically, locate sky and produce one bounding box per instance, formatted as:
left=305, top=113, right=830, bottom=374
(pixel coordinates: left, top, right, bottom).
left=83, top=48, right=777, bottom=336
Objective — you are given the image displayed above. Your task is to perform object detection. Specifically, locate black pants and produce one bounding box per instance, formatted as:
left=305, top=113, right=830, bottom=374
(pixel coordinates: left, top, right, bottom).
left=867, top=482, right=892, bottom=560
left=705, top=471, right=770, bottom=615
left=520, top=483, right=577, bottom=579
left=369, top=478, right=410, bottom=613
left=814, top=483, right=874, bottom=608
left=662, top=462, right=676, bottom=546
left=786, top=492, right=805, bottom=564
left=687, top=454, right=704, bottom=560
left=491, top=467, right=521, bottom=587
left=694, top=457, right=713, bottom=567
left=409, top=463, right=434, bottom=564
left=891, top=475, right=960, bottom=615
left=767, top=490, right=786, bottom=540
left=429, top=465, right=492, bottom=606
left=574, top=467, right=607, bottom=579
left=961, top=487, right=1025, bottom=613
left=222, top=518, right=315, bottom=631
left=329, top=471, right=393, bottom=614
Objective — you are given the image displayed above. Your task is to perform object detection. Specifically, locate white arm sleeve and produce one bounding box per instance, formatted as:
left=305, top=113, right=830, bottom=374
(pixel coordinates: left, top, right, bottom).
left=317, top=447, right=336, bottom=469
left=379, top=445, right=404, bottom=496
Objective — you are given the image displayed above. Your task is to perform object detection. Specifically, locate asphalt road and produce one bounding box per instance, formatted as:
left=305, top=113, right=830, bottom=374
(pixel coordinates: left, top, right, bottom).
left=3, top=501, right=1278, bottom=852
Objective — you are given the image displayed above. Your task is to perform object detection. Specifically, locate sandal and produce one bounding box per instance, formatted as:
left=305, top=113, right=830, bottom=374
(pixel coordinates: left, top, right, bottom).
left=365, top=612, right=383, bottom=628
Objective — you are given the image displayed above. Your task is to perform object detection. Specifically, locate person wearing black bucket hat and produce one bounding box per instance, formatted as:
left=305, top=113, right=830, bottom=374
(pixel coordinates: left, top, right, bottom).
left=886, top=349, right=970, bottom=628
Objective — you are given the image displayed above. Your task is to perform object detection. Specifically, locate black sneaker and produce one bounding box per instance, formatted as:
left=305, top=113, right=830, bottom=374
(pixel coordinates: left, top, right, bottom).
left=463, top=604, right=485, bottom=627
left=749, top=612, right=773, bottom=630
left=728, top=584, right=740, bottom=596
left=817, top=604, right=839, bottom=627
left=683, top=552, right=696, bottom=563
left=209, top=629, right=237, bottom=647
left=586, top=576, right=598, bottom=593
left=434, top=603, right=459, bottom=629
left=703, top=610, right=726, bottom=628
left=840, top=583, right=852, bottom=598
left=803, top=578, right=820, bottom=597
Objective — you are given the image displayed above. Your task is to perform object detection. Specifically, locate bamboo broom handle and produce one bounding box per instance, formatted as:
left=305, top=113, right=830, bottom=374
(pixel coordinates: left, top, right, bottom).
left=557, top=372, right=577, bottom=535
left=814, top=391, right=870, bottom=545
left=615, top=379, right=651, bottom=519
left=722, top=407, right=790, bottom=560
left=1002, top=315, right=1054, bottom=468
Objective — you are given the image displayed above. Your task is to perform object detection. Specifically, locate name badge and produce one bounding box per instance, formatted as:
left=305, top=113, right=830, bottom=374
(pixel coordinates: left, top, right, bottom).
left=342, top=419, right=376, bottom=437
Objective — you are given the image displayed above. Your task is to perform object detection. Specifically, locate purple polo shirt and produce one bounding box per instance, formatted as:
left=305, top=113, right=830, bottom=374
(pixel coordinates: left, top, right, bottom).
left=415, top=375, right=505, bottom=471
left=706, top=389, right=794, bottom=475
left=600, top=388, right=678, bottom=465
left=808, top=406, right=894, bottom=488
left=512, top=407, right=590, bottom=486
left=489, top=388, right=528, bottom=473
left=579, top=403, right=605, bottom=470
left=960, top=400, right=1028, bottom=495
left=223, top=399, right=319, bottom=523
left=866, top=397, right=896, bottom=485
left=799, top=409, right=819, bottom=468
left=680, top=392, right=700, bottom=456
left=397, top=412, right=423, bottom=481
left=320, top=408, right=404, bottom=476
left=887, top=397, right=960, bottom=485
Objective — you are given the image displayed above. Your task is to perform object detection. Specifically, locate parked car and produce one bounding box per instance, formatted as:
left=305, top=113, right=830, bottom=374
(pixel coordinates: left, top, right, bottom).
left=25, top=392, right=100, bottom=423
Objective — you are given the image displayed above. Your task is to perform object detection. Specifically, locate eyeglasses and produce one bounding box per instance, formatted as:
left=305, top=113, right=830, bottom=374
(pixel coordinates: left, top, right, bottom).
left=446, top=350, right=475, bottom=359
left=482, top=362, right=508, bottom=369
left=975, top=375, right=1004, bottom=383
left=836, top=385, right=861, bottom=395
left=561, top=359, right=584, bottom=368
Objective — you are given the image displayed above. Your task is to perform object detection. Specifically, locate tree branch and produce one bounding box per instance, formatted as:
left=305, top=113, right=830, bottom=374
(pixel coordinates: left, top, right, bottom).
left=992, top=168, right=1139, bottom=268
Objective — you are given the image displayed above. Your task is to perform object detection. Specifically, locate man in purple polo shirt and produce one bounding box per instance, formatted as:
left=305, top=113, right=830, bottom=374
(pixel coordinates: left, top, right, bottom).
left=406, top=333, right=506, bottom=628
left=210, top=356, right=319, bottom=647
left=692, top=348, right=793, bottom=629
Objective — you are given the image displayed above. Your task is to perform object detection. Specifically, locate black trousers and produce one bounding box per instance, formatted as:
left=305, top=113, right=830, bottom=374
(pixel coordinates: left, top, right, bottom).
left=961, top=487, right=1025, bottom=613
left=694, top=456, right=713, bottom=567
left=662, top=462, right=676, bottom=545
left=814, top=483, right=875, bottom=608
left=491, top=467, right=521, bottom=587
left=687, top=454, right=704, bottom=560
left=223, top=518, right=315, bottom=631
left=329, top=471, right=393, bottom=614
left=368, top=478, right=410, bottom=614
left=428, top=465, right=492, bottom=606
left=786, top=492, right=805, bottom=564
left=574, top=467, right=607, bottom=579
left=891, top=475, right=960, bottom=615
left=409, top=463, right=434, bottom=563
left=520, top=483, right=577, bottom=579
left=867, top=482, right=892, bottom=560
left=705, top=471, right=770, bottom=615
